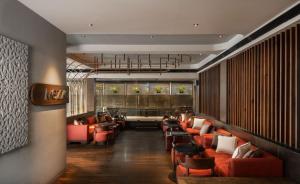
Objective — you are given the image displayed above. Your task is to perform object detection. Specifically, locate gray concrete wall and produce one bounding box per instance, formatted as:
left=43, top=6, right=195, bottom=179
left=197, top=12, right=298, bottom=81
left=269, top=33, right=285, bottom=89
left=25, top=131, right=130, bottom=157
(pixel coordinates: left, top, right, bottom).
left=0, top=0, right=66, bottom=183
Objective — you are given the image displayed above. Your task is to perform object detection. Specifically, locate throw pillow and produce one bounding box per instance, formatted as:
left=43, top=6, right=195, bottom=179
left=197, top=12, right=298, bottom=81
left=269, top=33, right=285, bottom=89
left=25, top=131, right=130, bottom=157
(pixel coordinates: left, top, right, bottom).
left=181, top=113, right=187, bottom=121
left=242, top=150, right=254, bottom=158
left=211, top=132, right=219, bottom=149
left=232, top=142, right=252, bottom=158
left=192, top=118, right=206, bottom=129
left=199, top=123, right=211, bottom=136
left=216, top=136, right=237, bottom=154
left=250, top=149, right=264, bottom=158
left=74, top=120, right=79, bottom=125
left=186, top=118, right=192, bottom=128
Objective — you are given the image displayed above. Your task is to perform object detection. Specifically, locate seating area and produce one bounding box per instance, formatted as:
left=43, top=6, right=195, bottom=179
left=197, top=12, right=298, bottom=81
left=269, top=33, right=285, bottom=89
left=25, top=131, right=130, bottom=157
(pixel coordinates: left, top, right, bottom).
left=162, top=113, right=284, bottom=181
left=67, top=113, right=126, bottom=145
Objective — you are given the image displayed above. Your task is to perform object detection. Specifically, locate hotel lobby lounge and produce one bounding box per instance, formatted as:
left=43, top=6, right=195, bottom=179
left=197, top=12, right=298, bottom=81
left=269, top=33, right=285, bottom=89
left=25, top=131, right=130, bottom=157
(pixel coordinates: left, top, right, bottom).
left=0, top=0, right=300, bottom=184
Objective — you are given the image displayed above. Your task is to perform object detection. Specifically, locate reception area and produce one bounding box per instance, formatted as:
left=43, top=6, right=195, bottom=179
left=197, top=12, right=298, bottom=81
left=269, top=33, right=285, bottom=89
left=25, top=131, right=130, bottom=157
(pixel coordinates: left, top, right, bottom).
left=0, top=0, right=300, bottom=184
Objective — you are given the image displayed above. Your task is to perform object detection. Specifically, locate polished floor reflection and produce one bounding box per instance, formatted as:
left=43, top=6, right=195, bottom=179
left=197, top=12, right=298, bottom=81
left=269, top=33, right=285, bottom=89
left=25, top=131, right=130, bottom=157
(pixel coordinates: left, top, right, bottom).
left=55, top=129, right=174, bottom=184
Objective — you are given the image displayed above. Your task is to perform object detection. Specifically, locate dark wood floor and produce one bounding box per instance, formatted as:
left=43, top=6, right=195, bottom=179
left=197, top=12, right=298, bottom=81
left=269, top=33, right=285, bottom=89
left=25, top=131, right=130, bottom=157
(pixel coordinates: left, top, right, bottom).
left=55, top=128, right=174, bottom=184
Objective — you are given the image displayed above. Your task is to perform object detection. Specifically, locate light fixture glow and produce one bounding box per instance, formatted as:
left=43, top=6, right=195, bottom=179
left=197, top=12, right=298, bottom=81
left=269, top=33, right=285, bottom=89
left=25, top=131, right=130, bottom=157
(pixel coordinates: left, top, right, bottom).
left=193, top=24, right=199, bottom=28
left=218, top=34, right=223, bottom=38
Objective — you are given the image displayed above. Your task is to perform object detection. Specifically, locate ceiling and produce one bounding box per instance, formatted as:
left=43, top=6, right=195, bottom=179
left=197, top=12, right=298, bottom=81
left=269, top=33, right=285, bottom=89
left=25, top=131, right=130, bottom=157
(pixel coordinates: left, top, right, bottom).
left=18, top=0, right=298, bottom=73
left=67, top=34, right=235, bottom=45
left=19, top=0, right=296, bottom=35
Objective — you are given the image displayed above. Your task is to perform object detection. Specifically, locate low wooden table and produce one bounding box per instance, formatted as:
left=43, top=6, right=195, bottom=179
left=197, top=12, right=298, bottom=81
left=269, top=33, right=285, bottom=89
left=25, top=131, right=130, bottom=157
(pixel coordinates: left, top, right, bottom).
left=177, top=177, right=296, bottom=184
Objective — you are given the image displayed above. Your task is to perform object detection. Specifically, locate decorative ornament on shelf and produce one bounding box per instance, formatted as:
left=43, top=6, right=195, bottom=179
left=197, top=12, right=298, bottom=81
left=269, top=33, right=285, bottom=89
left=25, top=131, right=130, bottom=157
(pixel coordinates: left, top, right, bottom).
left=155, top=86, right=163, bottom=94
left=178, top=85, right=186, bottom=94
left=111, top=86, right=119, bottom=94
left=133, top=86, right=140, bottom=94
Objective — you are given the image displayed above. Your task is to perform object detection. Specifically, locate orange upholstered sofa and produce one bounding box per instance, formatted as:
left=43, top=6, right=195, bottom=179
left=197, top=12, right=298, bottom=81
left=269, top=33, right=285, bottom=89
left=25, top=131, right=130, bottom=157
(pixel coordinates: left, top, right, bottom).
left=176, top=128, right=283, bottom=177
left=67, top=116, right=97, bottom=143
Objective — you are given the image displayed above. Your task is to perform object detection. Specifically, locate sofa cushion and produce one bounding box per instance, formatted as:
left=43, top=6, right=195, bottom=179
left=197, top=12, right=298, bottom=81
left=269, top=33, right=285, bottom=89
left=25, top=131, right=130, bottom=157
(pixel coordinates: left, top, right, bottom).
left=232, top=142, right=251, bottom=158
left=181, top=113, right=189, bottom=122
left=216, top=136, right=237, bottom=155
left=199, top=123, right=210, bottom=136
left=216, top=129, right=232, bottom=136
left=242, top=150, right=254, bottom=158
left=192, top=118, right=205, bottom=129
left=193, top=136, right=202, bottom=145
left=186, top=128, right=201, bottom=135
left=215, top=159, right=230, bottom=176
left=211, top=132, right=219, bottom=149
left=73, top=119, right=80, bottom=125
left=204, top=148, right=230, bottom=159
left=249, top=149, right=264, bottom=158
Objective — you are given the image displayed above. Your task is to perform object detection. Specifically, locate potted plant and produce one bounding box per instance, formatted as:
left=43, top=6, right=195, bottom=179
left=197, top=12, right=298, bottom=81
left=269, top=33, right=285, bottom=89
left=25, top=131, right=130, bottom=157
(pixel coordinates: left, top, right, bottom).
left=133, top=86, right=140, bottom=94
left=155, top=86, right=163, bottom=94
left=178, top=85, right=186, bottom=94
left=111, top=86, right=119, bottom=94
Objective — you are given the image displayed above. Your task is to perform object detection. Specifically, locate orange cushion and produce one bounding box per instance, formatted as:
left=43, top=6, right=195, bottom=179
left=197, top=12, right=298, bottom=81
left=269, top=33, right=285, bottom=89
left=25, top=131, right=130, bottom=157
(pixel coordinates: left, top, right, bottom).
left=204, top=148, right=231, bottom=160
left=193, top=136, right=202, bottom=145
left=215, top=160, right=230, bottom=176
left=186, top=128, right=200, bottom=135
left=216, top=129, right=232, bottom=136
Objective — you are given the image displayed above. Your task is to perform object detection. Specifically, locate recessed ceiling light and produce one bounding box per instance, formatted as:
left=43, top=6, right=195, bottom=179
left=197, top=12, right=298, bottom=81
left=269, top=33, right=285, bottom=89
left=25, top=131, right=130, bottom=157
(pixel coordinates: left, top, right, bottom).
left=218, top=34, right=223, bottom=38
left=199, top=53, right=202, bottom=56
left=193, top=24, right=199, bottom=28
left=89, top=23, right=94, bottom=27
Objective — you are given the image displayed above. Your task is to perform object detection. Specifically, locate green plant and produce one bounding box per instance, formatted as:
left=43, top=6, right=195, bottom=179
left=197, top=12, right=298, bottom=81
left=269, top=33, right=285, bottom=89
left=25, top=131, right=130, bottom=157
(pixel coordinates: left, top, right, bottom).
left=178, top=85, right=186, bottom=94
left=155, top=86, right=162, bottom=93
left=111, top=86, right=119, bottom=94
left=133, top=86, right=140, bottom=94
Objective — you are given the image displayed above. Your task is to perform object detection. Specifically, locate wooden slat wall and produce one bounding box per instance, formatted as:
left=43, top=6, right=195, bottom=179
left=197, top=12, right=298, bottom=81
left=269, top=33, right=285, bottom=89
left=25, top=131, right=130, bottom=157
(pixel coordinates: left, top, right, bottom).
left=227, top=24, right=299, bottom=150
left=199, top=65, right=220, bottom=119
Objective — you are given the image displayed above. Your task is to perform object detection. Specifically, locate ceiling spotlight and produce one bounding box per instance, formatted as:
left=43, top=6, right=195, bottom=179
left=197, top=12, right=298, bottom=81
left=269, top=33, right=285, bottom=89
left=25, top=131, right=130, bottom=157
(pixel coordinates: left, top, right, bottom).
left=193, top=24, right=199, bottom=28
left=89, top=23, right=94, bottom=27
left=199, top=53, right=202, bottom=56
left=218, top=34, right=223, bottom=38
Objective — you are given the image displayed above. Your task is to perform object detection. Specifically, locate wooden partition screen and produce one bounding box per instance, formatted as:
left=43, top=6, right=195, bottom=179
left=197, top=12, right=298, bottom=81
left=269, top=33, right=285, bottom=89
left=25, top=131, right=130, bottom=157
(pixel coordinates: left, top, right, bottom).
left=227, top=24, right=300, bottom=150
left=199, top=65, right=220, bottom=119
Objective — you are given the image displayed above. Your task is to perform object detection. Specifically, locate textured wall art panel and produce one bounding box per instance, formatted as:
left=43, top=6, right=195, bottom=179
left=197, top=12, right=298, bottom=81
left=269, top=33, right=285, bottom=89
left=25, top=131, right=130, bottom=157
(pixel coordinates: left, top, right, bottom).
left=0, top=35, right=29, bottom=154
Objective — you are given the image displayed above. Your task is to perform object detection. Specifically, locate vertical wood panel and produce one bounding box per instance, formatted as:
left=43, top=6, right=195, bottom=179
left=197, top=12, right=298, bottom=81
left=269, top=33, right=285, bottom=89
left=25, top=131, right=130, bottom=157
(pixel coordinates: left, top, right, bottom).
left=297, top=24, right=300, bottom=149
left=226, top=24, right=299, bottom=151
left=199, top=65, right=220, bottom=119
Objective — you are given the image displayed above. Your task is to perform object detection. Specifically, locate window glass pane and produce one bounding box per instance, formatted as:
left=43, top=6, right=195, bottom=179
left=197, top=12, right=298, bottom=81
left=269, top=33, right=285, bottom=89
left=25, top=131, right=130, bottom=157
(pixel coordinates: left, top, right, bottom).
left=171, top=83, right=193, bottom=95
left=95, top=81, right=193, bottom=116
left=126, top=95, right=138, bottom=108
left=102, top=95, right=125, bottom=108
left=104, top=83, right=125, bottom=95
left=126, top=83, right=149, bottom=95
left=149, top=83, right=170, bottom=95
left=171, top=95, right=193, bottom=108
